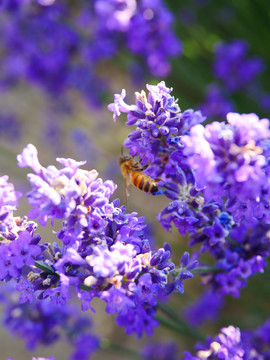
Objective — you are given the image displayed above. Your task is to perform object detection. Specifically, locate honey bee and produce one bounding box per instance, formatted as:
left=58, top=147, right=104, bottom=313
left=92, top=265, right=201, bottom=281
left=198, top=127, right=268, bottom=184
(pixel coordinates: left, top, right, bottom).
left=119, top=155, right=158, bottom=197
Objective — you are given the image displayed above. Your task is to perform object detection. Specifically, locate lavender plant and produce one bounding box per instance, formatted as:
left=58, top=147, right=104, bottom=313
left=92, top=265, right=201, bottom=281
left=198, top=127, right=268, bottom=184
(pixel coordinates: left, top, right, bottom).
left=1, top=139, right=197, bottom=358
left=1, top=1, right=270, bottom=359
left=2, top=79, right=270, bottom=359
left=107, top=81, right=270, bottom=358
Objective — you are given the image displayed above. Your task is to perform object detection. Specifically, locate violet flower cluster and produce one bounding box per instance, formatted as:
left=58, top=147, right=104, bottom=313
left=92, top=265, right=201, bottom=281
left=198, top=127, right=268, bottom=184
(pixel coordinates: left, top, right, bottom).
left=201, top=39, right=270, bottom=119
left=1, top=284, right=99, bottom=360
left=140, top=319, right=270, bottom=359
left=183, top=289, right=224, bottom=327
left=183, top=320, right=270, bottom=359
left=0, top=144, right=194, bottom=340
left=0, top=0, right=181, bottom=106
left=108, top=81, right=270, bottom=302
left=214, top=40, right=265, bottom=92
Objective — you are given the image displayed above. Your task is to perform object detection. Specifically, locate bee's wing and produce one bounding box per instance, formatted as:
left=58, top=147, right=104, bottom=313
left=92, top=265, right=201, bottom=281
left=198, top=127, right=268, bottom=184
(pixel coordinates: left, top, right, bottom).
left=125, top=172, right=132, bottom=199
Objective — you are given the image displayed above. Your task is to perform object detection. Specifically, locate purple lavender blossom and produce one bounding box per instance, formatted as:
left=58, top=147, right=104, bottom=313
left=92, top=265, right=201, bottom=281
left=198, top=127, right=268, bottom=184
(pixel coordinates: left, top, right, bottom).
left=199, top=84, right=234, bottom=120
left=94, top=0, right=137, bottom=32
left=0, top=174, right=22, bottom=235
left=0, top=225, right=41, bottom=282
left=189, top=213, right=270, bottom=298
left=1, top=283, right=99, bottom=357
left=170, top=251, right=197, bottom=294
left=182, top=112, right=270, bottom=205
left=0, top=175, right=41, bottom=283
left=70, top=334, right=100, bottom=360
left=260, top=93, right=270, bottom=111
left=184, top=290, right=224, bottom=327
left=157, top=200, right=199, bottom=235
left=184, top=319, right=270, bottom=359
left=17, top=143, right=102, bottom=226
left=14, top=144, right=194, bottom=337
left=0, top=1, right=106, bottom=106
left=183, top=326, right=245, bottom=359
left=116, top=304, right=159, bottom=337
left=213, top=40, right=265, bottom=92
left=108, top=81, right=204, bottom=165
left=0, top=175, right=21, bottom=209
left=110, top=82, right=270, bottom=300
left=126, top=0, right=182, bottom=77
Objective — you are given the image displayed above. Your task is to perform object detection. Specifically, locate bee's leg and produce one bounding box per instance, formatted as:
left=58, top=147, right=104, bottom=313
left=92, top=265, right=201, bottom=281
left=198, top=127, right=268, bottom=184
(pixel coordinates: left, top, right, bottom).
left=132, top=163, right=149, bottom=172
left=132, top=152, right=148, bottom=169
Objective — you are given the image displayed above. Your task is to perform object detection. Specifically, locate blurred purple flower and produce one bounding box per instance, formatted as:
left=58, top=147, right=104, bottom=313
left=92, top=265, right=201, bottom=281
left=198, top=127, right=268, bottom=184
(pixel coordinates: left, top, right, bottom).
left=214, top=40, right=265, bottom=92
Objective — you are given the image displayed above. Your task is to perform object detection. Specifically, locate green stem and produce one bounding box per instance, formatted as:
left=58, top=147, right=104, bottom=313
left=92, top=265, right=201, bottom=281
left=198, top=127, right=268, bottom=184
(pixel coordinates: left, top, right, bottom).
left=191, top=266, right=223, bottom=274
left=157, top=300, right=183, bottom=322
left=34, top=260, right=59, bottom=277
left=79, top=283, right=93, bottom=291
left=155, top=314, right=191, bottom=336
left=157, top=302, right=205, bottom=342
left=100, top=339, right=144, bottom=360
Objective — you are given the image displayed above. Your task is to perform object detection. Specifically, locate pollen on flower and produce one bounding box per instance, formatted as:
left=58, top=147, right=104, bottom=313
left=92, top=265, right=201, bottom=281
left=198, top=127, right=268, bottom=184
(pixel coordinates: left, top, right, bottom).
left=135, top=252, right=151, bottom=267
left=196, top=349, right=212, bottom=358
left=210, top=341, right=221, bottom=353
left=27, top=272, right=40, bottom=283
left=43, top=278, right=52, bottom=286
left=51, top=176, right=69, bottom=193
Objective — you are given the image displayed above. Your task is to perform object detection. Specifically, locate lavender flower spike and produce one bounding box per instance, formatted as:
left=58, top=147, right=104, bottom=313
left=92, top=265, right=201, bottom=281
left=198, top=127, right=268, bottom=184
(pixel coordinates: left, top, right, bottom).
left=182, top=112, right=270, bottom=203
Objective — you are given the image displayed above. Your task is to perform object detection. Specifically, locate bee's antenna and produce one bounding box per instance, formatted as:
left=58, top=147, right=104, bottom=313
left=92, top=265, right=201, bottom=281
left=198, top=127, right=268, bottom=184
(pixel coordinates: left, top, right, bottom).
left=121, top=145, right=124, bottom=156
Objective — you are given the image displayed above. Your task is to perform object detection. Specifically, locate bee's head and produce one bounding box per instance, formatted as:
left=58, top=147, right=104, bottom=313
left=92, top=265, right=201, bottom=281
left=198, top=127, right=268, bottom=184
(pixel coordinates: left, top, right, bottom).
left=119, top=155, right=132, bottom=165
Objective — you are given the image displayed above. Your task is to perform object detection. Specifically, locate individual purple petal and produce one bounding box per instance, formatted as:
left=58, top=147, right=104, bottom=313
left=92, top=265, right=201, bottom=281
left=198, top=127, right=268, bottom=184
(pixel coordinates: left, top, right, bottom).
left=17, top=144, right=43, bottom=174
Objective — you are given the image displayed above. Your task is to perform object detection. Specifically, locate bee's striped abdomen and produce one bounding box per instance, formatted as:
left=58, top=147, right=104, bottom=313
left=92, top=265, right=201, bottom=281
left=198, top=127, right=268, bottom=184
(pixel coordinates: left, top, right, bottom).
left=132, top=172, right=158, bottom=193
